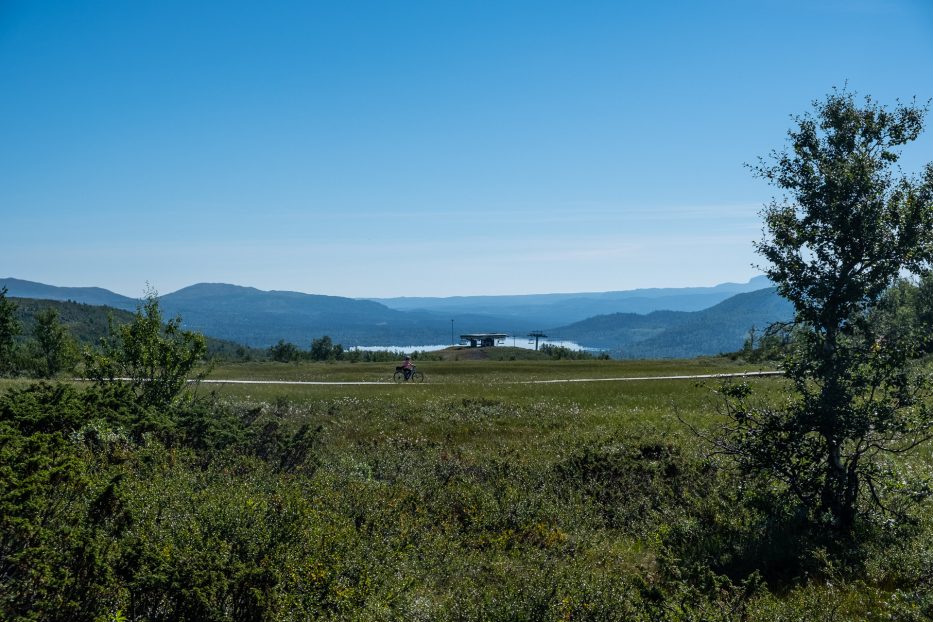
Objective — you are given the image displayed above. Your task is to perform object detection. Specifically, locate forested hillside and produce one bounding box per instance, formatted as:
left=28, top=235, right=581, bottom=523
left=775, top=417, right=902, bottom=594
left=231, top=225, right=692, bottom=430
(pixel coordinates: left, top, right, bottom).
left=12, top=298, right=134, bottom=346
left=0, top=277, right=138, bottom=310
left=11, top=298, right=251, bottom=358
left=553, top=288, right=794, bottom=357
left=3, top=279, right=794, bottom=356
left=159, top=284, right=527, bottom=347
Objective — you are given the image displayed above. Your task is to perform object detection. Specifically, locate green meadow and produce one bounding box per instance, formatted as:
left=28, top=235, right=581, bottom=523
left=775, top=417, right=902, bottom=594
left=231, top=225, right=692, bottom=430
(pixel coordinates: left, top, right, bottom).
left=5, top=355, right=933, bottom=620
left=205, top=355, right=768, bottom=381
left=198, top=357, right=783, bottom=464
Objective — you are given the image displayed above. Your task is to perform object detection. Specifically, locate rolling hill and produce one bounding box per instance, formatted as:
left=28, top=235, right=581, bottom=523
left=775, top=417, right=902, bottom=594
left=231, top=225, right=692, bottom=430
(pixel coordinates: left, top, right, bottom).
left=156, top=283, right=529, bottom=347
left=373, top=276, right=772, bottom=325
left=550, top=287, right=794, bottom=358
left=0, top=279, right=529, bottom=347
left=0, top=277, right=139, bottom=310
left=2, top=277, right=791, bottom=356
left=10, top=297, right=251, bottom=357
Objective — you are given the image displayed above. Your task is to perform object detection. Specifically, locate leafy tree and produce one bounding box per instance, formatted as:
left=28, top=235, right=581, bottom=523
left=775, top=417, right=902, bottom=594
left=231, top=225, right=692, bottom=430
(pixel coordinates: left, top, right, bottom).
left=0, top=287, right=20, bottom=375
left=309, top=335, right=343, bottom=361
left=870, top=275, right=933, bottom=353
left=909, top=272, right=933, bottom=347
left=714, top=89, right=933, bottom=534
left=739, top=323, right=793, bottom=362
left=268, top=339, right=301, bottom=362
left=84, top=290, right=208, bottom=407
left=31, top=307, right=77, bottom=378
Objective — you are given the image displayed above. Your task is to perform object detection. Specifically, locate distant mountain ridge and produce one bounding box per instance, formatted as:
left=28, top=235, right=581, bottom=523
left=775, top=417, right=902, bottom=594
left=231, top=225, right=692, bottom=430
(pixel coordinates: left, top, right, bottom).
left=0, top=277, right=139, bottom=310
left=373, top=276, right=772, bottom=326
left=0, top=277, right=787, bottom=356
left=158, top=283, right=444, bottom=347
left=0, top=278, right=529, bottom=347
left=550, top=288, right=794, bottom=358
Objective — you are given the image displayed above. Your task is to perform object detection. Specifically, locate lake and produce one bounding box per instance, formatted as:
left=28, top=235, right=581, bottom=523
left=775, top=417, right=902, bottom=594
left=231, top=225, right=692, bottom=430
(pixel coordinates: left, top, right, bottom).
left=350, top=338, right=590, bottom=353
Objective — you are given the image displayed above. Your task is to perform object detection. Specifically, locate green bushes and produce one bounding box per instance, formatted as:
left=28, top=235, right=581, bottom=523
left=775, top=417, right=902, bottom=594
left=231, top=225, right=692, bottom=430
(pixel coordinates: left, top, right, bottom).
left=84, top=292, right=208, bottom=408
left=2, top=377, right=933, bottom=619
left=0, top=383, right=328, bottom=621
left=540, top=344, right=610, bottom=360
left=0, top=387, right=123, bottom=621
left=555, top=437, right=715, bottom=534
left=0, top=287, right=19, bottom=376
left=0, top=290, right=79, bottom=378
left=267, top=337, right=442, bottom=364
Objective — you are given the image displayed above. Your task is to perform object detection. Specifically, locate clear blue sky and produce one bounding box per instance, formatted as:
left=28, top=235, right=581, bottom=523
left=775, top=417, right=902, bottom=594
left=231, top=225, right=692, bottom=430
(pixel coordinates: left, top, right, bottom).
left=2, top=0, right=932, bottom=298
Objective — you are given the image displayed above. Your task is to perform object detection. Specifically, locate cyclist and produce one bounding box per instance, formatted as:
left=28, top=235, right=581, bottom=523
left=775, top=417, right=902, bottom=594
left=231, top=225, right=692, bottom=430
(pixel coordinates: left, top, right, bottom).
left=400, top=355, right=415, bottom=380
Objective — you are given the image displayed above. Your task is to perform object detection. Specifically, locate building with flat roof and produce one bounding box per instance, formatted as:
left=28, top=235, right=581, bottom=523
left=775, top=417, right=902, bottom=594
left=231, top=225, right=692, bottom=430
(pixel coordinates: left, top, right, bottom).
left=459, top=333, right=508, bottom=348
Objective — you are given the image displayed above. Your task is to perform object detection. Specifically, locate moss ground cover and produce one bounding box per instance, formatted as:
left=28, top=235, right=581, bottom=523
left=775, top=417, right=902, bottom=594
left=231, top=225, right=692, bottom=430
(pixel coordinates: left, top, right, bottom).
left=2, top=358, right=932, bottom=620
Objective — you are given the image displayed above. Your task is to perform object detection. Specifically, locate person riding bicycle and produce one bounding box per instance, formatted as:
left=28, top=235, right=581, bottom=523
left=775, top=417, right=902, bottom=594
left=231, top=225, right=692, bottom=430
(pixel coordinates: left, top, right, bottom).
left=400, top=355, right=414, bottom=380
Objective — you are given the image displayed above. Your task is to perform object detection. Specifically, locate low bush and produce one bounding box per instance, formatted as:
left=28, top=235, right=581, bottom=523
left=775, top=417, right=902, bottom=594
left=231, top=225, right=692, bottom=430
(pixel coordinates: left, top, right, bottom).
left=2, top=378, right=932, bottom=619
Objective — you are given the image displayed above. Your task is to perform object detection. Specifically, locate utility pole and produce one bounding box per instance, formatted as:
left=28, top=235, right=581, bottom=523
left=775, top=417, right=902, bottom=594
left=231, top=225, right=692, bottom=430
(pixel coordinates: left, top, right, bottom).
left=451, top=319, right=454, bottom=346
left=527, top=331, right=547, bottom=351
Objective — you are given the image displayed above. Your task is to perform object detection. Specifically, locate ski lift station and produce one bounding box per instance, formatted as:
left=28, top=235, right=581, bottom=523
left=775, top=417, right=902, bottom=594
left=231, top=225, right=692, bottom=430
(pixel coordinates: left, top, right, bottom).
left=459, top=333, right=508, bottom=348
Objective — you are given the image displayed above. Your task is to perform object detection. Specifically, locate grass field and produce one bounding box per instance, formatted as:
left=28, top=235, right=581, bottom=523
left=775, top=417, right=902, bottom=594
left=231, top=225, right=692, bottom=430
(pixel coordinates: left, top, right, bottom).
left=5, top=356, right=933, bottom=620
left=204, top=355, right=774, bottom=384
left=146, top=359, right=764, bottom=478
left=192, top=358, right=786, bottom=450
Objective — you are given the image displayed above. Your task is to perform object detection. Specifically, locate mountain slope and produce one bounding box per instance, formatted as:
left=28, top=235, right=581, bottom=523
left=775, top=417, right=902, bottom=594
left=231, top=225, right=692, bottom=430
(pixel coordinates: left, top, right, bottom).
left=552, top=288, right=794, bottom=358
left=373, top=276, right=771, bottom=325
left=10, top=297, right=249, bottom=357
left=2, top=277, right=789, bottom=355
left=11, top=298, right=135, bottom=346
left=0, top=279, right=528, bottom=347
left=1, top=277, right=138, bottom=310
left=158, top=283, right=526, bottom=347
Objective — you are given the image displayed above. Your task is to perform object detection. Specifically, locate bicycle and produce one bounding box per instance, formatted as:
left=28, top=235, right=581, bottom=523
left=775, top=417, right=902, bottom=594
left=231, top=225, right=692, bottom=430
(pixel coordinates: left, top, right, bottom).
left=394, top=365, right=424, bottom=383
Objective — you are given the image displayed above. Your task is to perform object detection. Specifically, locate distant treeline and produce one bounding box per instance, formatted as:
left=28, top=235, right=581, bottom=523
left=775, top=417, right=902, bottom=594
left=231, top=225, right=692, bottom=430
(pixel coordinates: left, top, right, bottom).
left=265, top=336, right=611, bottom=363
left=733, top=275, right=933, bottom=362
left=10, top=296, right=254, bottom=358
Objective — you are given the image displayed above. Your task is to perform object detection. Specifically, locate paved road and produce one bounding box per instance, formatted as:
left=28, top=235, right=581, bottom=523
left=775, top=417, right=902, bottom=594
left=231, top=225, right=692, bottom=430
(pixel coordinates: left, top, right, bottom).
left=196, top=370, right=783, bottom=387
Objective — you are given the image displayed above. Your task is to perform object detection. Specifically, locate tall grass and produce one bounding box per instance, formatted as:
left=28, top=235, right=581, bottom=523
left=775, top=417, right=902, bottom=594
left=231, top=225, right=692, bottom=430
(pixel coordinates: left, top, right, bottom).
left=3, top=358, right=931, bottom=620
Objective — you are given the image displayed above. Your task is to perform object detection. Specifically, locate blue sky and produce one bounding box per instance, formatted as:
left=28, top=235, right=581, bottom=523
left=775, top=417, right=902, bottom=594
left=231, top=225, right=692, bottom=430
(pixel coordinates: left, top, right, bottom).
left=2, top=1, right=932, bottom=298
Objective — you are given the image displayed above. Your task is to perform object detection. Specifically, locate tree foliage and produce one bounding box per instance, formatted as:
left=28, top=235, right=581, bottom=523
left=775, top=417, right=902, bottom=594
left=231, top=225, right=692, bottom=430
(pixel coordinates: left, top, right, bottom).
left=31, top=307, right=77, bottom=378
left=0, top=287, right=21, bottom=375
left=309, top=335, right=343, bottom=361
left=267, top=339, right=301, bottom=362
left=874, top=273, right=933, bottom=353
left=738, top=323, right=795, bottom=362
left=84, top=291, right=208, bottom=407
left=715, top=89, right=933, bottom=533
